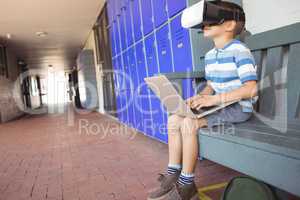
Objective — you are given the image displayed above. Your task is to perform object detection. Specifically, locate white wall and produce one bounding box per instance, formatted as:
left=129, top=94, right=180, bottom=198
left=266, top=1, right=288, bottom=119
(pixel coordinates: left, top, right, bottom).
left=243, top=0, right=300, bottom=34
left=82, top=32, right=105, bottom=113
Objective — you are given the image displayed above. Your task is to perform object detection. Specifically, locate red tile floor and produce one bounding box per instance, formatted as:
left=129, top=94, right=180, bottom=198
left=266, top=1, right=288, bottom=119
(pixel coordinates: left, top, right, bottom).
left=0, top=111, right=299, bottom=200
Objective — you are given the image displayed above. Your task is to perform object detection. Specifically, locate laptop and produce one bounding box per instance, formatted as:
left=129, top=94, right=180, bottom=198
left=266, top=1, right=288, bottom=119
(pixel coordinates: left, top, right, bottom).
left=144, top=75, right=239, bottom=119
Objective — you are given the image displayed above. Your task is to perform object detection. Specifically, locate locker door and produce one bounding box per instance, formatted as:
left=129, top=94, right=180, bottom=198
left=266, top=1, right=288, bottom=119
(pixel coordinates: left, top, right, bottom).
left=119, top=53, right=129, bottom=124
left=144, top=34, right=168, bottom=142
left=114, top=0, right=121, bottom=16
left=107, top=0, right=115, bottom=26
left=156, top=24, right=173, bottom=73
left=122, top=51, right=134, bottom=126
left=170, top=14, right=193, bottom=72
left=124, top=4, right=134, bottom=47
left=135, top=41, right=152, bottom=135
left=167, top=0, right=186, bottom=18
left=112, top=57, right=122, bottom=121
left=109, top=26, right=116, bottom=57
left=131, top=0, right=142, bottom=42
left=118, top=10, right=127, bottom=51
left=113, top=20, right=121, bottom=55
left=170, top=14, right=194, bottom=99
left=152, top=0, right=168, bottom=28
left=127, top=47, right=139, bottom=129
left=140, top=0, right=154, bottom=36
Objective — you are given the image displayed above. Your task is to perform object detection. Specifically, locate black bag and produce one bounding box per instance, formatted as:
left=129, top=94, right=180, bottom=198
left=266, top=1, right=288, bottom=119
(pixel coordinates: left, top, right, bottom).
left=222, top=176, right=278, bottom=200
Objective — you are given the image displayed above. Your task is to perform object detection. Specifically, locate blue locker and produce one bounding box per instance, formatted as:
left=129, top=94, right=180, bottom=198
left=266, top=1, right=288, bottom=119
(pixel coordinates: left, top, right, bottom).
left=118, top=54, right=129, bottom=123
left=170, top=14, right=193, bottom=72
left=112, top=57, right=123, bottom=121
left=107, top=0, right=115, bottom=26
left=170, top=15, right=194, bottom=101
left=140, top=0, right=154, bottom=36
left=131, top=0, right=142, bottom=42
left=114, top=0, right=121, bottom=16
left=152, top=0, right=168, bottom=28
left=109, top=26, right=116, bottom=57
left=135, top=41, right=153, bottom=135
left=113, top=20, right=121, bottom=55
left=127, top=47, right=139, bottom=129
left=144, top=34, right=168, bottom=142
left=156, top=24, right=173, bottom=73
left=167, top=0, right=187, bottom=17
left=122, top=51, right=135, bottom=126
left=118, top=12, right=127, bottom=50
left=124, top=4, right=134, bottom=47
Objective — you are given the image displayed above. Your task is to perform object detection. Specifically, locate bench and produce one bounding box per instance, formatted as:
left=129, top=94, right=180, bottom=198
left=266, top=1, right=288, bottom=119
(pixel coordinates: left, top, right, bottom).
left=162, top=22, right=300, bottom=197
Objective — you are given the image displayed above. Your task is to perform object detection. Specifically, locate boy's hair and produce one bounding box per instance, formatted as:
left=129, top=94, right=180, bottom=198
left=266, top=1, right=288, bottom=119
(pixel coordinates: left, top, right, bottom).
left=211, top=1, right=246, bottom=35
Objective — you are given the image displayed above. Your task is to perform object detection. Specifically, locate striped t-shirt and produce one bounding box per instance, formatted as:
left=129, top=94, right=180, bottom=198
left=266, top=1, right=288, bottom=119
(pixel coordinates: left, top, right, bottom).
left=204, top=39, right=258, bottom=112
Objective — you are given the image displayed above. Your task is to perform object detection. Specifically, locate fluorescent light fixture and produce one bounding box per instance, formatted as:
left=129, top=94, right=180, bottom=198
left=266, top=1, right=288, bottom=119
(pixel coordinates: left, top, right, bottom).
left=36, top=31, right=48, bottom=37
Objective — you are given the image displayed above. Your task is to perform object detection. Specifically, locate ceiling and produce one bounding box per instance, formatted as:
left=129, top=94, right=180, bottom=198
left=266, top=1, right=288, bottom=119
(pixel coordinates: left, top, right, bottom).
left=0, top=0, right=105, bottom=70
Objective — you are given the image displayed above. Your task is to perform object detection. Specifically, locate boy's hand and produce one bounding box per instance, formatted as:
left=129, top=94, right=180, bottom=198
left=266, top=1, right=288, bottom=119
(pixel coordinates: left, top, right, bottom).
left=190, top=95, right=220, bottom=110
left=186, top=95, right=200, bottom=107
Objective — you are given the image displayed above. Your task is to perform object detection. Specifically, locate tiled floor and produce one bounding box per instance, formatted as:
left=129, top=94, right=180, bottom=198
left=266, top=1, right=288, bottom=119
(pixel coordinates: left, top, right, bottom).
left=0, top=111, right=299, bottom=200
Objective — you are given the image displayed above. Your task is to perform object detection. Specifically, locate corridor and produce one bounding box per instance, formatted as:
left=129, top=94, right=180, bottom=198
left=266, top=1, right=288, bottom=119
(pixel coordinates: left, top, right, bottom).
left=0, top=110, right=244, bottom=200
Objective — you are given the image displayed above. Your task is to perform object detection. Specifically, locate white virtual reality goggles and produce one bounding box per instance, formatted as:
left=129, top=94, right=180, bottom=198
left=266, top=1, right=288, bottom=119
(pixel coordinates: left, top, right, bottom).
left=181, top=0, right=245, bottom=30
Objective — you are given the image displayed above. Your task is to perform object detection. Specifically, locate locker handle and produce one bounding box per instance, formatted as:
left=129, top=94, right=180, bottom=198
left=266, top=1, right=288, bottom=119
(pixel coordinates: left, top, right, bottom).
left=161, top=50, right=167, bottom=55
left=177, top=42, right=184, bottom=49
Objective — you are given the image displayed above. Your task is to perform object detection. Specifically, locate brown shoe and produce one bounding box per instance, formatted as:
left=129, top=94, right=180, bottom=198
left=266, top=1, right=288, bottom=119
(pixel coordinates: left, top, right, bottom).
left=164, top=182, right=199, bottom=200
left=147, top=172, right=180, bottom=200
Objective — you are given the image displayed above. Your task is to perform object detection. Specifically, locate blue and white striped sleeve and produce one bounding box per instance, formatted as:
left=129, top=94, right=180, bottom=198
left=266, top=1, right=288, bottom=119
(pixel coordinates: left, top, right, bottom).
left=204, top=55, right=210, bottom=81
left=235, top=49, right=258, bottom=83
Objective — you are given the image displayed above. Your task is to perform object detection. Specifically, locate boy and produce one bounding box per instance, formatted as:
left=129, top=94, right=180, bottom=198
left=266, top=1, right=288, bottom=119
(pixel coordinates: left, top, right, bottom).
left=148, top=1, right=258, bottom=200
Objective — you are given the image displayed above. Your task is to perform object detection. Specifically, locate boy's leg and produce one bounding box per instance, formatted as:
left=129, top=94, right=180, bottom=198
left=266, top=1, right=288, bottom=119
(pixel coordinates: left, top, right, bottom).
left=162, top=118, right=207, bottom=200
left=147, top=114, right=184, bottom=200
left=179, top=117, right=207, bottom=180
left=167, top=114, right=185, bottom=168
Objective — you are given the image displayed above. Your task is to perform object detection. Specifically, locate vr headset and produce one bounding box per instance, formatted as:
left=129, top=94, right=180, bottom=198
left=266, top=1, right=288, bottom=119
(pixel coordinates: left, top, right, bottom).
left=181, top=0, right=245, bottom=30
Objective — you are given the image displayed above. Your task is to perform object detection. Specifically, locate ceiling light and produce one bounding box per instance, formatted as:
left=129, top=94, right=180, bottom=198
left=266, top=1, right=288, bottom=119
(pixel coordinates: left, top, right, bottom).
left=36, top=31, right=48, bottom=37
left=6, top=33, right=12, bottom=39
left=48, top=65, right=53, bottom=68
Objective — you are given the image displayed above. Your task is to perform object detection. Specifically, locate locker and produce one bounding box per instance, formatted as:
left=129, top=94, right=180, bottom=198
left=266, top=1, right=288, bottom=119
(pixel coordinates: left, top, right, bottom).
left=156, top=24, right=173, bottom=73
left=135, top=41, right=153, bottom=134
left=113, top=20, right=121, bottom=55
left=170, top=14, right=193, bottom=72
left=122, top=51, right=135, bottom=126
left=131, top=0, right=142, bottom=42
left=167, top=0, right=187, bottom=17
left=118, top=11, right=127, bottom=50
left=144, top=34, right=168, bottom=142
left=112, top=57, right=123, bottom=121
left=127, top=47, right=139, bottom=129
left=144, top=34, right=159, bottom=76
left=109, top=26, right=116, bottom=57
left=114, top=0, right=121, bottom=16
left=140, top=0, right=154, bottom=36
left=107, top=0, right=115, bottom=26
left=124, top=5, right=134, bottom=47
left=117, top=54, right=127, bottom=123
left=152, top=0, right=168, bottom=28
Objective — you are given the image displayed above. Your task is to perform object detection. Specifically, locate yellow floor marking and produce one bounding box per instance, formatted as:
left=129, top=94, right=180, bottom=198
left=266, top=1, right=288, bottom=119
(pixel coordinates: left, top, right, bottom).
left=198, top=192, right=213, bottom=200
left=197, top=182, right=228, bottom=200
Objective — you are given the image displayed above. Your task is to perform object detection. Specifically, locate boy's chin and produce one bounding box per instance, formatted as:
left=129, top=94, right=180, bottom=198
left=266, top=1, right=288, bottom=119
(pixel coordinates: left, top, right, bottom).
left=203, top=32, right=214, bottom=38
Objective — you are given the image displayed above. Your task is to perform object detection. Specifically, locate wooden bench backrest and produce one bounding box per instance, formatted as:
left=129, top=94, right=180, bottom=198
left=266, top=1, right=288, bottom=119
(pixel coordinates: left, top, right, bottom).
left=245, top=23, right=300, bottom=122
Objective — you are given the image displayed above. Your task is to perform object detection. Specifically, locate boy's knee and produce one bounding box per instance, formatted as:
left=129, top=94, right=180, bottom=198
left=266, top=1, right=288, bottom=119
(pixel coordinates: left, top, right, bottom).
left=168, top=114, right=183, bottom=131
left=181, top=117, right=199, bottom=135
left=168, top=114, right=183, bottom=125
